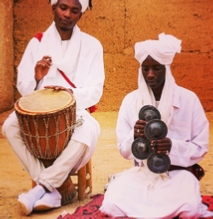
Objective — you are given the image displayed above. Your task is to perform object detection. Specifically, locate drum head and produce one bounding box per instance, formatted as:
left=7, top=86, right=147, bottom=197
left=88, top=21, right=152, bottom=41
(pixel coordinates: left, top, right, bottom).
left=147, top=153, right=171, bottom=174
left=144, top=119, right=168, bottom=140
left=131, top=137, right=152, bottom=160
left=18, top=89, right=75, bottom=113
left=139, top=105, right=161, bottom=121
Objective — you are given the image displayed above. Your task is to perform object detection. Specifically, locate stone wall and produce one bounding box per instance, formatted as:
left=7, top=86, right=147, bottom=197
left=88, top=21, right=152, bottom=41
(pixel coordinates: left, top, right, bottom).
left=1, top=0, right=213, bottom=113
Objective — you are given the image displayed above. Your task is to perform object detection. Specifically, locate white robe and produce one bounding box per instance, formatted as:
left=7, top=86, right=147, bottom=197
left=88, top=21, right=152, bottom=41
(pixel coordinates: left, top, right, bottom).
left=100, top=85, right=212, bottom=218
left=17, top=22, right=105, bottom=151
left=2, top=23, right=105, bottom=191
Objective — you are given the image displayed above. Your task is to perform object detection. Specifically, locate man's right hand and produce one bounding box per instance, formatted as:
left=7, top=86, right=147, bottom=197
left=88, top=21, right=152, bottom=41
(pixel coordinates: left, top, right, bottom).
left=34, top=56, right=52, bottom=83
left=134, top=119, right=147, bottom=138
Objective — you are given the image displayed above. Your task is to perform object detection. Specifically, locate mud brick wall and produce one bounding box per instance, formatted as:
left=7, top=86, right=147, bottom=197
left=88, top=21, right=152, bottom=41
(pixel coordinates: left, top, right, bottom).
left=1, top=0, right=212, bottom=113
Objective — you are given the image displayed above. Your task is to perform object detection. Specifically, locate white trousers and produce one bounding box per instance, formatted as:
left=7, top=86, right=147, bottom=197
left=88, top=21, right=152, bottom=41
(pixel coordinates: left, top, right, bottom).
left=2, top=111, right=91, bottom=192
left=100, top=167, right=210, bottom=218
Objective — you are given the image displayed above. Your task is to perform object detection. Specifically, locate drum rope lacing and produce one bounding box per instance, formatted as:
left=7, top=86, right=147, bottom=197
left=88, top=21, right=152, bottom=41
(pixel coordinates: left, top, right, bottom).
left=17, top=109, right=84, bottom=159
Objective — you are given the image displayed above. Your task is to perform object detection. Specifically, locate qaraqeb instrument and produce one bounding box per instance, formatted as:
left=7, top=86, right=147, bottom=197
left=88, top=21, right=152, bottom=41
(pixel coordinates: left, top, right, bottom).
left=132, top=105, right=170, bottom=174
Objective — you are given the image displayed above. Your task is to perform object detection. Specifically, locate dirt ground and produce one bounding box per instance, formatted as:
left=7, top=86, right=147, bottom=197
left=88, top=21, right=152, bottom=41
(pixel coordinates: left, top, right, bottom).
left=0, top=110, right=213, bottom=219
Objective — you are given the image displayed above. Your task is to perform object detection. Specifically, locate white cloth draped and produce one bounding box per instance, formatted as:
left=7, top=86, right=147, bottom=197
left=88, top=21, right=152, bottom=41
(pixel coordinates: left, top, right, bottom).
left=134, top=33, right=182, bottom=65
left=35, top=22, right=81, bottom=79
left=136, top=65, right=175, bottom=125
left=134, top=33, right=181, bottom=125
left=100, top=166, right=212, bottom=218
left=100, top=77, right=211, bottom=219
left=17, top=23, right=105, bottom=112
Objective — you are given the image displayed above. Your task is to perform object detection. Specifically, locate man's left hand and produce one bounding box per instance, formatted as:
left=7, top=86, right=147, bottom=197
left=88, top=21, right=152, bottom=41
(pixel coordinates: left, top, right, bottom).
left=44, top=85, right=73, bottom=96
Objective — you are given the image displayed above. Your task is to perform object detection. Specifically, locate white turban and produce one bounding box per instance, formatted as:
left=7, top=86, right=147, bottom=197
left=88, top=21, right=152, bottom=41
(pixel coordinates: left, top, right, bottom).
left=134, top=33, right=182, bottom=125
left=51, top=0, right=89, bottom=13
left=134, top=33, right=182, bottom=65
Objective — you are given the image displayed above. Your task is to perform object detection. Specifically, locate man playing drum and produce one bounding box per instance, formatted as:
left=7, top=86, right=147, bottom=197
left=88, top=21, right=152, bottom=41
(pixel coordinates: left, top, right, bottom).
left=2, top=0, right=105, bottom=215
left=100, top=33, right=213, bottom=218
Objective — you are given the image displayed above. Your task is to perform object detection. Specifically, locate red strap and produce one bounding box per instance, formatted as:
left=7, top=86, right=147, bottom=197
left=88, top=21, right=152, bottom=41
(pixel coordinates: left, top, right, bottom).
left=58, top=69, right=76, bottom=88
left=34, top=32, right=43, bottom=42
left=87, top=105, right=98, bottom=113
left=58, top=69, right=97, bottom=113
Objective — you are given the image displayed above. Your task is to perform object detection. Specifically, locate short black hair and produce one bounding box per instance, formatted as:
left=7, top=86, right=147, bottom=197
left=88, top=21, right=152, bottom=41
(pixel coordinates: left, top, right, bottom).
left=48, top=0, right=93, bottom=10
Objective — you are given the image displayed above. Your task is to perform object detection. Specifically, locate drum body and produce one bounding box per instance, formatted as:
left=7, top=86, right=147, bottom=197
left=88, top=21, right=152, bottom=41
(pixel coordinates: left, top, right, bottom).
left=14, top=89, right=76, bottom=160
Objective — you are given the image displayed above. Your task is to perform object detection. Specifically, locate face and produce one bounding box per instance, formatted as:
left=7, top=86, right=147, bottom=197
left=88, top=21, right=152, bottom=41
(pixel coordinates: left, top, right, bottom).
left=52, top=0, right=82, bottom=32
left=141, top=56, right=166, bottom=93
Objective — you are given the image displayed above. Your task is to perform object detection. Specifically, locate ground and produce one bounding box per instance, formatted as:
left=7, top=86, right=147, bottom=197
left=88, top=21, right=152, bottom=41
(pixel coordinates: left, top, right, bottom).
left=0, top=110, right=213, bottom=219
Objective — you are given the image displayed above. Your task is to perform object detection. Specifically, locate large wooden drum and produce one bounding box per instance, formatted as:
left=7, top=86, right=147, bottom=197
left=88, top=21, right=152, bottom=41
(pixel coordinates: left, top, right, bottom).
left=15, top=89, right=76, bottom=162
left=15, top=89, right=77, bottom=205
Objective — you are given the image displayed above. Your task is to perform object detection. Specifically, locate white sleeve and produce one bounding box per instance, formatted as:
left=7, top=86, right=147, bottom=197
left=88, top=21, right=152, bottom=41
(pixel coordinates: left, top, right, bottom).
left=116, top=95, right=136, bottom=160
left=72, top=41, right=105, bottom=110
left=169, top=94, right=209, bottom=167
left=17, top=38, right=39, bottom=96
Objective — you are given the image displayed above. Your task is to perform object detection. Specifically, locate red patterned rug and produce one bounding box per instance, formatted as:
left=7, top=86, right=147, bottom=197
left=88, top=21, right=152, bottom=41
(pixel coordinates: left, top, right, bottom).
left=57, top=194, right=213, bottom=219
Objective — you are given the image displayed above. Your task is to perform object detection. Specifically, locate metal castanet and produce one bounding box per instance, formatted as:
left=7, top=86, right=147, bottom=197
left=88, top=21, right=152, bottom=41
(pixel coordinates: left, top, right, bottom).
left=131, top=137, right=152, bottom=160
left=144, top=119, right=168, bottom=140
left=147, top=153, right=171, bottom=174
left=139, top=105, right=161, bottom=121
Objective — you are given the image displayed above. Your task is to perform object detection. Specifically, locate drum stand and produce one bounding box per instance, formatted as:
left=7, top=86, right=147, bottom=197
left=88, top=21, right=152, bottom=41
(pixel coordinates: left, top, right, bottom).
left=69, top=159, right=92, bottom=202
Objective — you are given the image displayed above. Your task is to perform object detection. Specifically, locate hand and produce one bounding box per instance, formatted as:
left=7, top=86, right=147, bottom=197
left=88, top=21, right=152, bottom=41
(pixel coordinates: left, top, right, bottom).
left=150, top=138, right=172, bottom=154
left=35, top=56, right=52, bottom=82
left=134, top=120, right=147, bottom=138
left=44, top=85, right=73, bottom=96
